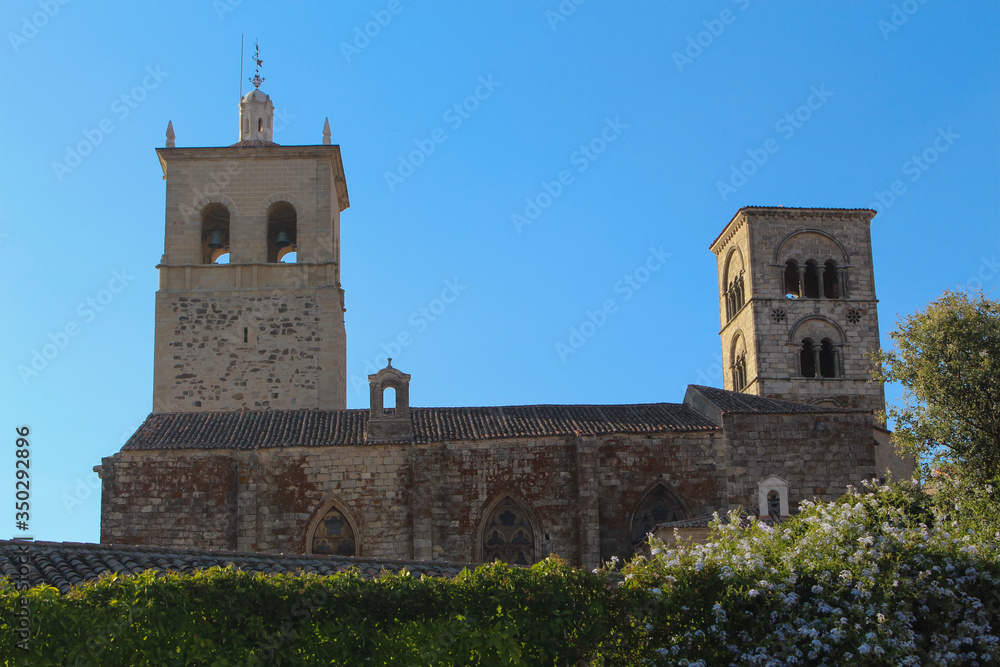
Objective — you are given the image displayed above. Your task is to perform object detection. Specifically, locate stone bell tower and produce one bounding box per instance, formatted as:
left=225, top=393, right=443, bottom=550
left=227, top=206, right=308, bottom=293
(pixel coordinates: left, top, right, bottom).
left=709, top=207, right=885, bottom=414
left=151, top=67, right=350, bottom=412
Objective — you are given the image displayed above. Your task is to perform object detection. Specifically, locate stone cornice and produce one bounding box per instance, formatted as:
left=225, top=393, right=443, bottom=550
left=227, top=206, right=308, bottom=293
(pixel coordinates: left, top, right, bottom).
left=155, top=144, right=350, bottom=212
left=710, top=207, right=876, bottom=255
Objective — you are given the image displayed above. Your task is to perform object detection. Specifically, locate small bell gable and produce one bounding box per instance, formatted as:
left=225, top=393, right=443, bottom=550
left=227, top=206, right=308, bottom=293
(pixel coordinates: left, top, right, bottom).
left=366, top=359, right=413, bottom=442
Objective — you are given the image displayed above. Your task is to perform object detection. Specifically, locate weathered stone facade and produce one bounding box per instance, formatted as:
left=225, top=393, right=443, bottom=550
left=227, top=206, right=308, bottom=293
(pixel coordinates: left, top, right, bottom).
left=100, top=387, right=888, bottom=569
left=152, top=87, right=349, bottom=412
left=98, top=85, right=912, bottom=570
left=711, top=207, right=884, bottom=413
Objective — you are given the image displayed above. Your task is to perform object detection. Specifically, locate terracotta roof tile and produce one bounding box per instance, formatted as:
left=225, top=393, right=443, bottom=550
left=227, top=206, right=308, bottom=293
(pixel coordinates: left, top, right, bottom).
left=122, top=402, right=719, bottom=451
left=687, top=385, right=864, bottom=415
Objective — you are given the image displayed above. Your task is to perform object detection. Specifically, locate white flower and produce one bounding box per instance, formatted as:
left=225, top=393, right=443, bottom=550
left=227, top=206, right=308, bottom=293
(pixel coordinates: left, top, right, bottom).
left=812, top=585, right=823, bottom=594
left=748, top=588, right=759, bottom=597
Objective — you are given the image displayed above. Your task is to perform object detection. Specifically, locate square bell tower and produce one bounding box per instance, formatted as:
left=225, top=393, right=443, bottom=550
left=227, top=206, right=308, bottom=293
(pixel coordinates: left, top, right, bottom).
left=710, top=207, right=885, bottom=414
left=151, top=83, right=350, bottom=412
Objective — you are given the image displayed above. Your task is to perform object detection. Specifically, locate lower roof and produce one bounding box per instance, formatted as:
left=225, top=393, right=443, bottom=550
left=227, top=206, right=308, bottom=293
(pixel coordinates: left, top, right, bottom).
left=0, top=540, right=470, bottom=594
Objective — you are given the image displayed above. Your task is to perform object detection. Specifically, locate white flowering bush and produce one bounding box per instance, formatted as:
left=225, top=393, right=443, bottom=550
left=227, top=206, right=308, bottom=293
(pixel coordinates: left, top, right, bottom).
left=619, top=481, right=1000, bottom=666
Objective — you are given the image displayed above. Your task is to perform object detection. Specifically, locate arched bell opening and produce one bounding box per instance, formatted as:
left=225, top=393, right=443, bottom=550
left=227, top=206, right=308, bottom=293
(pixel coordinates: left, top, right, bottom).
left=266, top=201, right=297, bottom=263
left=201, top=203, right=231, bottom=264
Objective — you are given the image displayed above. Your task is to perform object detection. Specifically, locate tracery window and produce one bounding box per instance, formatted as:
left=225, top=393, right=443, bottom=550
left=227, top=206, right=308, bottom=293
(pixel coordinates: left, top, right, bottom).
left=482, top=497, right=536, bottom=566
left=310, top=504, right=356, bottom=556
left=630, top=486, right=686, bottom=545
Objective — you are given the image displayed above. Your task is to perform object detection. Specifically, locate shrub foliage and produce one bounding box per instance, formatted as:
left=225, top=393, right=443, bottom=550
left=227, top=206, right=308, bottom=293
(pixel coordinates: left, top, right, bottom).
left=3, top=482, right=999, bottom=665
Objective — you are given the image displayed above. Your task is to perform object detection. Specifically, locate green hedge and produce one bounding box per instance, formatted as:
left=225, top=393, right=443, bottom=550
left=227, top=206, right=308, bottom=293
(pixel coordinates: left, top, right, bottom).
left=0, top=557, right=649, bottom=666
left=3, top=482, right=999, bottom=665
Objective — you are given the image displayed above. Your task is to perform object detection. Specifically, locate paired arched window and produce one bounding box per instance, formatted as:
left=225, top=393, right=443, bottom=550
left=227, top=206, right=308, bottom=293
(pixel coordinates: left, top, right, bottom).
left=731, top=333, right=748, bottom=391
left=482, top=496, right=537, bottom=566
left=198, top=201, right=299, bottom=264
left=722, top=250, right=746, bottom=321
left=783, top=259, right=843, bottom=299
left=800, top=337, right=838, bottom=378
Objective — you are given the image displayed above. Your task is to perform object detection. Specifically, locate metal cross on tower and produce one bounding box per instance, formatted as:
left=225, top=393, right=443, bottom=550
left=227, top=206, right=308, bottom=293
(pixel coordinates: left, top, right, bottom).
left=249, top=40, right=265, bottom=90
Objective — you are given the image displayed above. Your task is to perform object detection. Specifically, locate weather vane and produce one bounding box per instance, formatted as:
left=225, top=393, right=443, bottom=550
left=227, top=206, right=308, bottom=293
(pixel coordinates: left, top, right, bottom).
left=249, top=40, right=265, bottom=90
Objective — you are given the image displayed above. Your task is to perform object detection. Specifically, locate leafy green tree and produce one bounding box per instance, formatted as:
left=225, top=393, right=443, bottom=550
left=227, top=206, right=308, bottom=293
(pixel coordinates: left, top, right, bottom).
left=873, top=290, right=1000, bottom=486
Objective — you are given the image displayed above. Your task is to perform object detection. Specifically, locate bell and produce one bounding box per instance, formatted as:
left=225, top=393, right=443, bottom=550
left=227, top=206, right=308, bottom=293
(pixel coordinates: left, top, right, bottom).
left=275, top=230, right=292, bottom=248
left=207, top=230, right=225, bottom=249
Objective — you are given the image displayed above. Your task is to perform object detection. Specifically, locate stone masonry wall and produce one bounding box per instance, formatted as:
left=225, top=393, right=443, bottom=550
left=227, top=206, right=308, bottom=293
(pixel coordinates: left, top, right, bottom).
left=100, top=451, right=237, bottom=549
left=721, top=411, right=877, bottom=511
left=101, top=430, right=727, bottom=569
left=595, top=432, right=725, bottom=562
left=153, top=288, right=345, bottom=411
left=152, top=149, right=347, bottom=412
left=713, top=209, right=885, bottom=413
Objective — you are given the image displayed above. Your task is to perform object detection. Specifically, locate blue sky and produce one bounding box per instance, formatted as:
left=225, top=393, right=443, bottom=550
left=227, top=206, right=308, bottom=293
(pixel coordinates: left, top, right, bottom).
left=2, top=1, right=998, bottom=543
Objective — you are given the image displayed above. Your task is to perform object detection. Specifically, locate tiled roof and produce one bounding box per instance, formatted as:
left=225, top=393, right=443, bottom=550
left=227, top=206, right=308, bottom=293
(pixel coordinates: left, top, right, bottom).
left=0, top=540, right=471, bottom=594
left=687, top=385, right=863, bottom=415
left=122, top=403, right=719, bottom=451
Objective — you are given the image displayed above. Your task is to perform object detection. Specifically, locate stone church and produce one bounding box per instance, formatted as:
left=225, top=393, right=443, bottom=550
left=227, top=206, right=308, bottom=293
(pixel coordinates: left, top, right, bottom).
left=96, top=83, right=910, bottom=570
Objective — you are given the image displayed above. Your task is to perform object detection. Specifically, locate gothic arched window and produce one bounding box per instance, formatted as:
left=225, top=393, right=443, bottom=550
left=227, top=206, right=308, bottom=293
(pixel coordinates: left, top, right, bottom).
left=482, top=497, right=537, bottom=566
left=308, top=503, right=357, bottom=556
left=630, top=486, right=686, bottom=546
